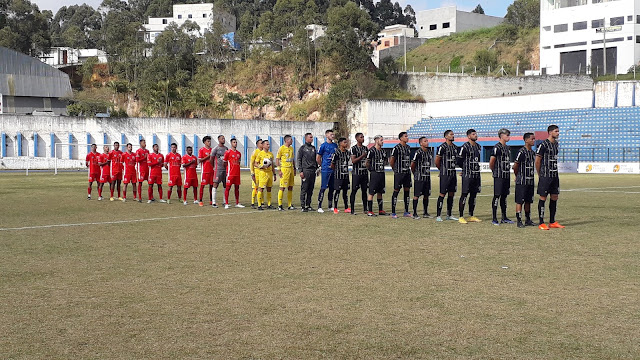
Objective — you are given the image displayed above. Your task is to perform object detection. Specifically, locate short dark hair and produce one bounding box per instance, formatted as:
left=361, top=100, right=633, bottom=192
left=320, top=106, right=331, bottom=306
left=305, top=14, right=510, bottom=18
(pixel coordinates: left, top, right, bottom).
left=203, top=136, right=211, bottom=143
left=444, top=130, right=453, bottom=137
left=338, top=137, right=347, bottom=144
left=153, top=143, right=158, bottom=147
left=325, top=129, right=334, bottom=134
left=398, top=131, right=407, bottom=139
left=284, top=134, right=291, bottom=141
left=498, top=128, right=510, bottom=137
left=523, top=132, right=534, bottom=141
left=139, top=139, right=146, bottom=143
left=304, top=132, right=312, bottom=137
left=256, top=139, right=262, bottom=145
left=418, top=136, right=427, bottom=143
left=355, top=132, right=363, bottom=138
left=171, top=142, right=177, bottom=147
left=217, top=135, right=224, bottom=140
left=548, top=125, right=559, bottom=132
left=186, top=146, right=193, bottom=150
left=230, top=138, right=237, bottom=143
left=466, top=129, right=476, bottom=136
left=91, top=143, right=97, bottom=147
left=126, top=143, right=132, bottom=147
left=113, top=141, right=120, bottom=145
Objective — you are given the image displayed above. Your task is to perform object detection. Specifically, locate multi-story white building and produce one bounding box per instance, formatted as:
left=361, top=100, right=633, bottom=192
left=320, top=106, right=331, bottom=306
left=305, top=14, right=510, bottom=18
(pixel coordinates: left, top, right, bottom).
left=540, top=0, right=640, bottom=75
left=415, top=6, right=503, bottom=39
left=38, top=47, right=108, bottom=67
left=142, top=3, right=236, bottom=44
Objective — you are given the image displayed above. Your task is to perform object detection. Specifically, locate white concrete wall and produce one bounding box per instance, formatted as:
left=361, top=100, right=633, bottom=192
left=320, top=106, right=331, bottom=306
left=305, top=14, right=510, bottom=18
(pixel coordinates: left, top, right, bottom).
left=0, top=116, right=330, bottom=169
left=455, top=11, right=503, bottom=33
left=416, top=6, right=457, bottom=38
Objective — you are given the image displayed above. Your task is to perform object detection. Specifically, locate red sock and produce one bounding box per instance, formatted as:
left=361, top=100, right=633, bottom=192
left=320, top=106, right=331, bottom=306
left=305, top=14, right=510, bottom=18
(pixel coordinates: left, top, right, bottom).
left=98, top=187, right=102, bottom=197
left=117, top=185, right=121, bottom=198
left=183, top=187, right=188, bottom=200
left=133, top=185, right=138, bottom=199
left=199, top=185, right=204, bottom=202
left=138, top=183, right=142, bottom=199
left=148, top=186, right=153, bottom=199
left=193, top=188, right=198, bottom=201
left=235, top=186, right=240, bottom=204
left=158, top=185, right=163, bottom=199
left=110, top=186, right=114, bottom=197
left=88, top=186, right=92, bottom=195
left=123, top=187, right=127, bottom=199
left=167, top=188, right=171, bottom=200
left=178, top=188, right=182, bottom=200
left=224, top=186, right=230, bottom=204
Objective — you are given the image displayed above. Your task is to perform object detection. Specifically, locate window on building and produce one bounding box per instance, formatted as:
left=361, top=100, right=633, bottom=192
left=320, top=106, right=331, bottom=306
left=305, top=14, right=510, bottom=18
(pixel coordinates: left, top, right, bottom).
left=591, top=19, right=604, bottom=28
left=573, top=21, right=587, bottom=30
left=637, top=15, right=640, bottom=24
left=610, top=16, right=624, bottom=25
left=203, top=13, right=207, bottom=18
left=162, top=19, right=167, bottom=24
left=628, top=15, right=633, bottom=21
left=384, top=41, right=389, bottom=46
left=636, top=35, right=640, bottom=43
left=628, top=36, right=633, bottom=40
left=420, top=26, right=423, bottom=29
left=543, top=46, right=551, bottom=49
left=592, top=0, right=602, bottom=3
left=178, top=14, right=182, bottom=19
left=554, top=24, right=568, bottom=32
left=442, top=22, right=450, bottom=28
left=543, top=26, right=551, bottom=31
left=429, top=24, right=437, bottom=30
left=188, top=14, right=192, bottom=18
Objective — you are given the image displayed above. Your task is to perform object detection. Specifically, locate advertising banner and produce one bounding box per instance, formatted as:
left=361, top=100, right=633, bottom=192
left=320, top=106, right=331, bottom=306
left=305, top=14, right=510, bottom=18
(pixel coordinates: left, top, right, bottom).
left=578, top=162, right=640, bottom=174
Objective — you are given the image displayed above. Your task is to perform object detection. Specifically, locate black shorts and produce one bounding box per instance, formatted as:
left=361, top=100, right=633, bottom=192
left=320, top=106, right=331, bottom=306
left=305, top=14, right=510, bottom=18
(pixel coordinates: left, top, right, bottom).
left=414, top=179, right=431, bottom=197
left=493, top=177, right=511, bottom=196
left=334, top=177, right=350, bottom=191
left=515, top=184, right=535, bottom=204
left=393, top=172, right=412, bottom=190
left=369, top=172, right=386, bottom=195
left=439, top=174, right=457, bottom=194
left=352, top=173, right=369, bottom=189
left=537, top=176, right=560, bottom=196
left=462, top=176, right=482, bottom=194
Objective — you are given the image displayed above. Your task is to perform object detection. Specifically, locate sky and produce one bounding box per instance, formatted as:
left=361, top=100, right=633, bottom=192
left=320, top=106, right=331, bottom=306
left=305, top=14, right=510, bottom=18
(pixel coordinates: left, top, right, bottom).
left=32, top=0, right=511, bottom=18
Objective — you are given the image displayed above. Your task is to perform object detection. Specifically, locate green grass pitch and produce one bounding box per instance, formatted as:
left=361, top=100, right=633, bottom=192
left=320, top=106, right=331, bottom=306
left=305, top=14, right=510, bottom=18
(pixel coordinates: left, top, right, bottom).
left=1, top=171, right=639, bottom=358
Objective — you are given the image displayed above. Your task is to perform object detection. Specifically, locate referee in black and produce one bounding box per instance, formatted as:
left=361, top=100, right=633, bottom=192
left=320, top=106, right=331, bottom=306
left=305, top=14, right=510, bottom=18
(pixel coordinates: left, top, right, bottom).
left=410, top=136, right=433, bottom=219
left=366, top=135, right=387, bottom=216
left=435, top=130, right=459, bottom=221
left=456, top=129, right=482, bottom=224
left=330, top=137, right=351, bottom=213
left=349, top=132, right=368, bottom=215
left=297, top=132, right=318, bottom=212
left=489, top=128, right=513, bottom=225
left=389, top=132, right=412, bottom=218
left=536, top=125, right=565, bottom=230
left=513, top=132, right=536, bottom=228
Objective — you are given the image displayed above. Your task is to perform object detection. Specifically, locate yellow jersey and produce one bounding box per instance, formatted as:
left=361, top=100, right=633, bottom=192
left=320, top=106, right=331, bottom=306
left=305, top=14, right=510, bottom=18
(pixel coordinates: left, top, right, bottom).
left=255, top=150, right=275, bottom=173
left=249, top=148, right=260, bottom=175
left=276, top=145, right=294, bottom=169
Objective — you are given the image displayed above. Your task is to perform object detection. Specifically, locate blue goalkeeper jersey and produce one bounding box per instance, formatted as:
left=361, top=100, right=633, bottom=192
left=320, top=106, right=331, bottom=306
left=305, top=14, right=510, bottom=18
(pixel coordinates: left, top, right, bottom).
left=318, top=141, right=338, bottom=173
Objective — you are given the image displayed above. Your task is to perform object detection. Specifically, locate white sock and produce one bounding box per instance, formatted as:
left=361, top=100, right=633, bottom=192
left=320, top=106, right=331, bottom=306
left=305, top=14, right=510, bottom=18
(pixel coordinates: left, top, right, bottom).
left=212, top=187, right=217, bottom=204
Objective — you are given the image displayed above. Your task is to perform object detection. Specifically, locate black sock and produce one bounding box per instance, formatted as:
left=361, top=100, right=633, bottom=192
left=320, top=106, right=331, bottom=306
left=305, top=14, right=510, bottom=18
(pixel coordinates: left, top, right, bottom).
left=342, top=190, right=348, bottom=209
left=404, top=190, right=410, bottom=213
left=525, top=211, right=531, bottom=221
left=377, top=198, right=384, bottom=212
left=333, top=191, right=340, bottom=209
left=367, top=199, right=373, bottom=213
left=500, top=195, right=507, bottom=219
left=469, top=193, right=477, bottom=216
left=423, top=197, right=429, bottom=215
left=413, top=199, right=418, bottom=215
left=437, top=196, right=444, bottom=217
left=549, top=199, right=557, bottom=223
left=350, top=190, right=356, bottom=210
left=362, top=188, right=367, bottom=213
left=328, top=189, right=334, bottom=209
left=459, top=194, right=468, bottom=217
left=492, top=195, right=500, bottom=221
left=391, top=191, right=399, bottom=213
left=446, top=195, right=454, bottom=217
left=318, top=190, right=325, bottom=208
left=516, top=211, right=522, bottom=222
left=538, top=199, right=546, bottom=224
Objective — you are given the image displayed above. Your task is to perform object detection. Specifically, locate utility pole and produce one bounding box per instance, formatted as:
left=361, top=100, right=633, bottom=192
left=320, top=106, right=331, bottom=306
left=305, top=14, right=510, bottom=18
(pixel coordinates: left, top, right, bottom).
left=596, top=19, right=621, bottom=76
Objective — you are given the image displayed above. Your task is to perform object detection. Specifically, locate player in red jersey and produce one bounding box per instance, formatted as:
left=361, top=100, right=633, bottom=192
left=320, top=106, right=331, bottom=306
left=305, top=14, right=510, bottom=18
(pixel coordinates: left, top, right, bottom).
left=97, top=145, right=112, bottom=200
left=164, top=143, right=182, bottom=204
left=147, top=143, right=166, bottom=203
left=198, top=136, right=213, bottom=206
left=223, top=138, right=244, bottom=209
left=109, top=141, right=124, bottom=201
left=182, top=146, right=199, bottom=205
left=85, top=143, right=100, bottom=199
left=136, top=139, right=150, bottom=202
left=121, top=143, right=138, bottom=202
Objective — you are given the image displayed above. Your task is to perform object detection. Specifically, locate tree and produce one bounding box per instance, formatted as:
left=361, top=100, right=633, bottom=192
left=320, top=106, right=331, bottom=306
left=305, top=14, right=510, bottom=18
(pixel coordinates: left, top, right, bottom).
left=505, top=0, right=539, bottom=28
left=51, top=4, right=102, bottom=48
left=0, top=0, right=51, bottom=56
left=473, top=49, right=498, bottom=74
left=472, top=4, right=485, bottom=14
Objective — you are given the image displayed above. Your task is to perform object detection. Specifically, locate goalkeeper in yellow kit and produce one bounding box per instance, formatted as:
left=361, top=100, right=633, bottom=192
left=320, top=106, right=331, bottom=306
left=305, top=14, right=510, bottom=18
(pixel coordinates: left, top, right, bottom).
left=254, top=139, right=276, bottom=210
left=250, top=139, right=263, bottom=208
left=276, top=134, right=296, bottom=211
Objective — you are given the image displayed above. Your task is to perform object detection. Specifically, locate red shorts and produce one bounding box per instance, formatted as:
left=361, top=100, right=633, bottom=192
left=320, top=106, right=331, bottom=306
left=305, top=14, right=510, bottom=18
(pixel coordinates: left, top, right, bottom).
left=111, top=172, right=122, bottom=181
left=138, top=167, right=149, bottom=182
left=200, top=172, right=214, bottom=185
left=184, top=178, right=198, bottom=188
left=226, top=176, right=241, bottom=186
left=88, top=173, right=100, bottom=182
left=99, top=174, right=112, bottom=183
left=168, top=175, right=182, bottom=187
left=123, top=172, right=137, bottom=184
left=148, top=174, right=163, bottom=185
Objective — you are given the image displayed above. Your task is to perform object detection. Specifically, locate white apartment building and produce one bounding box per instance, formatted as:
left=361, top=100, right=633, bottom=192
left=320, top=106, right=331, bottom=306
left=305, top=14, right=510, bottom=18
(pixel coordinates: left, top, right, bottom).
left=142, top=3, right=236, bottom=44
left=415, top=6, right=503, bottom=38
left=540, top=0, right=640, bottom=75
left=39, top=47, right=108, bottom=67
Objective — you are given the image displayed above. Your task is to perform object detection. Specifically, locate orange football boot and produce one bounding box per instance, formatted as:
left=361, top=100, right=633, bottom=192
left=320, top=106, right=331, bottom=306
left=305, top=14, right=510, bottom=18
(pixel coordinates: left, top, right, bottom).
left=549, top=222, right=565, bottom=229
left=538, top=223, right=550, bottom=230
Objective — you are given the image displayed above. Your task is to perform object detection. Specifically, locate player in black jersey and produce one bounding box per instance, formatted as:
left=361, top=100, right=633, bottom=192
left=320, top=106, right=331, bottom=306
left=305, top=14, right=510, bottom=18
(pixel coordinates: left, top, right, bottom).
left=389, top=132, right=412, bottom=219
left=536, top=125, right=565, bottom=230
left=490, top=128, right=514, bottom=225
left=456, top=129, right=482, bottom=224
left=435, top=130, right=459, bottom=221
left=349, top=133, right=368, bottom=215
left=366, top=135, right=388, bottom=216
left=513, top=132, right=536, bottom=228
left=410, top=137, right=433, bottom=219
left=330, top=137, right=351, bottom=214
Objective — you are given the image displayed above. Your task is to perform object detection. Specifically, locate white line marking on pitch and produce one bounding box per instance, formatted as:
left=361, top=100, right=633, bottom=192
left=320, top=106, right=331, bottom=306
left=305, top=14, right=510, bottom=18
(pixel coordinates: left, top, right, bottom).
left=0, top=210, right=262, bottom=232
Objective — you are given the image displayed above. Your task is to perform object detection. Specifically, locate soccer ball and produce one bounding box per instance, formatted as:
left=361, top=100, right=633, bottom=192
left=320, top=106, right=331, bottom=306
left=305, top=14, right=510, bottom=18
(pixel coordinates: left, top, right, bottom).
left=262, top=158, right=272, bottom=168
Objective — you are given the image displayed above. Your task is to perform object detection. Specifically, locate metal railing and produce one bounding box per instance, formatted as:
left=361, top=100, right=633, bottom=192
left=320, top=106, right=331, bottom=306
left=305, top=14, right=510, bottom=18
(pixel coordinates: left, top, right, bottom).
left=558, top=147, right=640, bottom=162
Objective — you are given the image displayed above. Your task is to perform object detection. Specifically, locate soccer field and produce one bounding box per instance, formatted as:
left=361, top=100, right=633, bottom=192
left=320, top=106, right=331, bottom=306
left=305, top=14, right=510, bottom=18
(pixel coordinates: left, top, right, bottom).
left=1, top=171, right=639, bottom=358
